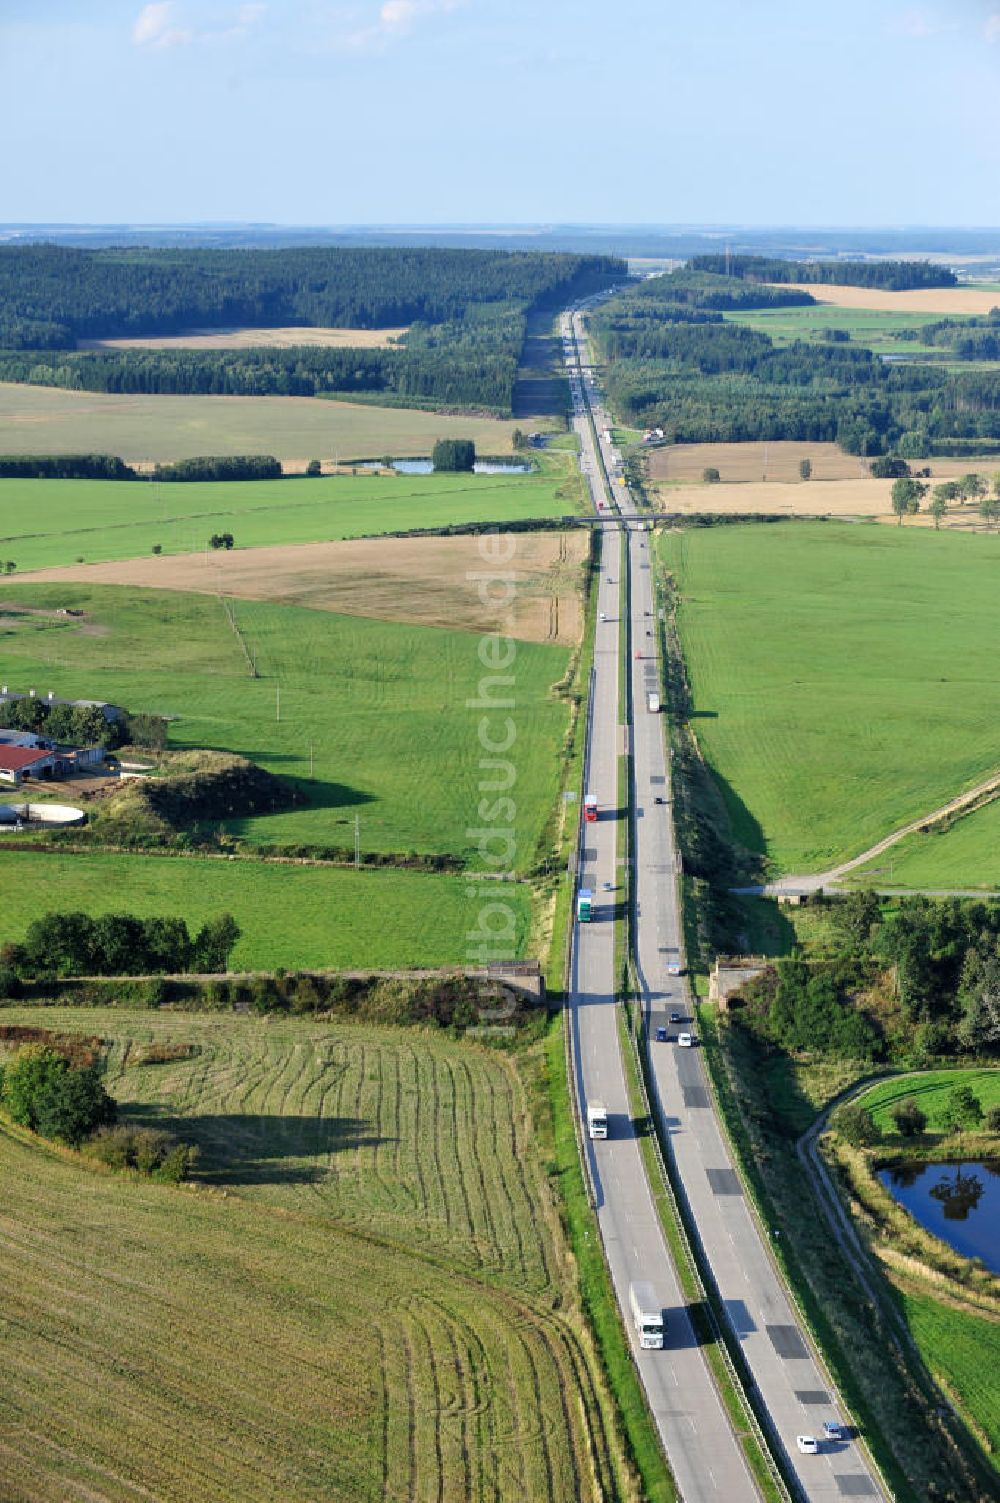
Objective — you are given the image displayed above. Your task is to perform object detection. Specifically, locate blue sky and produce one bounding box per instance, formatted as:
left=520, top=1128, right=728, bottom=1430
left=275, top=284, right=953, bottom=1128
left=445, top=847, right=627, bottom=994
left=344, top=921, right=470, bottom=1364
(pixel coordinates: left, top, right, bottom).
left=4, top=0, right=999, bottom=225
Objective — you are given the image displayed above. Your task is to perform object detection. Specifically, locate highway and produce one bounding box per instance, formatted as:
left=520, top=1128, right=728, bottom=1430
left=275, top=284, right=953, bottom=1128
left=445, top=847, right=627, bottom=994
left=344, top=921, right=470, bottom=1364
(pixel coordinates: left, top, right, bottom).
left=563, top=309, right=760, bottom=1503
left=563, top=303, right=887, bottom=1502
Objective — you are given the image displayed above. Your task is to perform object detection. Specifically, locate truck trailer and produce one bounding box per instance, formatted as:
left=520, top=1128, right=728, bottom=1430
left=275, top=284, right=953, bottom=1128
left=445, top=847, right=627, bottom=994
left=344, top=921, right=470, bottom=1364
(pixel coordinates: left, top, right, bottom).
left=629, top=1282, right=665, bottom=1349
left=587, top=1100, right=608, bottom=1139
left=647, top=691, right=660, bottom=714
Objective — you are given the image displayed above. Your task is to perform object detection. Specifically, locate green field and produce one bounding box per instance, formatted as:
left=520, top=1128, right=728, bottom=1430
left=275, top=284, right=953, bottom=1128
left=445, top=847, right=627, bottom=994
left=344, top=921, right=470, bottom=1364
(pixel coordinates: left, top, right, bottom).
left=896, top=1290, right=1000, bottom=1472
left=852, top=798, right=1000, bottom=891
left=662, top=522, right=1000, bottom=875
left=0, top=1010, right=618, bottom=1502
left=0, top=468, right=576, bottom=572
left=722, top=304, right=953, bottom=356
left=0, top=380, right=536, bottom=465
left=860, top=1069, right=1000, bottom=1135
left=0, top=851, right=529, bottom=969
left=0, top=585, right=571, bottom=864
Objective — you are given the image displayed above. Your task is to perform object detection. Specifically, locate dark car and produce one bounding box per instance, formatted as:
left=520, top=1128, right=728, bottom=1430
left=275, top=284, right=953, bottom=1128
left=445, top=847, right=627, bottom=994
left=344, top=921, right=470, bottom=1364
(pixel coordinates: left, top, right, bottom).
left=669, top=1011, right=682, bottom=1024
left=655, top=1026, right=667, bottom=1043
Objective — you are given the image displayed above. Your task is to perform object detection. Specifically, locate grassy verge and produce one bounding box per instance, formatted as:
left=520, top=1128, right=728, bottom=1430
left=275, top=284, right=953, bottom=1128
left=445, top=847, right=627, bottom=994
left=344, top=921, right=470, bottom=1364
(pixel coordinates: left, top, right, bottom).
left=545, top=1020, right=674, bottom=1502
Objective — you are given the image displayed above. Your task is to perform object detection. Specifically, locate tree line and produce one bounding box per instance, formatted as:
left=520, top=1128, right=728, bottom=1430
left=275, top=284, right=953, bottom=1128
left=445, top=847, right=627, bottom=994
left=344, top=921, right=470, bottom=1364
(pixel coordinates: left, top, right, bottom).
left=689, top=254, right=957, bottom=290
left=0, top=696, right=166, bottom=750
left=2, top=909, right=242, bottom=979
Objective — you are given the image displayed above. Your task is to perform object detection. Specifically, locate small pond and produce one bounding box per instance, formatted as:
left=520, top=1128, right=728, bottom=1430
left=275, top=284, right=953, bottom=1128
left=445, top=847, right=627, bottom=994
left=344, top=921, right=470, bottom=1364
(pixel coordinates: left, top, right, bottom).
left=878, top=1159, right=1000, bottom=1272
left=363, top=459, right=533, bottom=475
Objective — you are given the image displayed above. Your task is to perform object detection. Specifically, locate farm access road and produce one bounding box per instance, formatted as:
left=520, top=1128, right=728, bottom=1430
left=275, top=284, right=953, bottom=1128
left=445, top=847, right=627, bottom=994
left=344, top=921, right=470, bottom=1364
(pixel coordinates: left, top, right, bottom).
left=745, top=766, right=1000, bottom=898
left=566, top=299, right=886, bottom=1502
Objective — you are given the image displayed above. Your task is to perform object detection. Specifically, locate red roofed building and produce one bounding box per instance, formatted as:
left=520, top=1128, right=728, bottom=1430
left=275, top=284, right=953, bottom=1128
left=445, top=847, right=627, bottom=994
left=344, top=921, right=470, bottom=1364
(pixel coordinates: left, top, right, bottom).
left=0, top=745, right=64, bottom=786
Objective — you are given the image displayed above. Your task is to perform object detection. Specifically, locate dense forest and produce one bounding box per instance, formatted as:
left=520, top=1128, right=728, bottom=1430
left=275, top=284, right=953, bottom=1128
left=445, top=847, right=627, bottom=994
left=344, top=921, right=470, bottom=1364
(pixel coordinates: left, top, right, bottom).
left=0, top=245, right=623, bottom=413
left=590, top=270, right=1000, bottom=453
left=689, top=254, right=957, bottom=290
left=0, top=245, right=624, bottom=344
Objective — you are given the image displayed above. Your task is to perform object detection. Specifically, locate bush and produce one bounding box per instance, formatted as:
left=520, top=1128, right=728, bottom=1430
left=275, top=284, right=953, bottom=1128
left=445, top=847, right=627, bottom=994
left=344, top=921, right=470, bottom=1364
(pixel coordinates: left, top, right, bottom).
left=306, top=459, right=322, bottom=476
left=702, top=466, right=721, bottom=483
left=890, top=1097, right=927, bottom=1138
left=943, top=1084, right=984, bottom=1133
left=836, top=1102, right=880, bottom=1147
left=0, top=1045, right=116, bottom=1145
left=82, top=1124, right=198, bottom=1181
left=986, top=1104, right=1000, bottom=1133
left=0, top=965, right=20, bottom=1000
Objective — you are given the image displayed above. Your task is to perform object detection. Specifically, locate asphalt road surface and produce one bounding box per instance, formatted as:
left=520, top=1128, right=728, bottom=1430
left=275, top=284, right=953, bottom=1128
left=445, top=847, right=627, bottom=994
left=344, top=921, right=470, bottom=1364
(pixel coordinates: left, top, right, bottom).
left=564, top=308, right=760, bottom=1502
left=564, top=302, right=887, bottom=1503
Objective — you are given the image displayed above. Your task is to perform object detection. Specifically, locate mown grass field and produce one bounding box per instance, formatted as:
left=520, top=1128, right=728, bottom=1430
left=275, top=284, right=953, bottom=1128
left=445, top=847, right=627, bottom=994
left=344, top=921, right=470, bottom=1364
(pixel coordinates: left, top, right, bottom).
left=860, top=1069, right=1000, bottom=1135
left=0, top=851, right=528, bottom=969
left=662, top=522, right=1000, bottom=875
left=0, top=380, right=535, bottom=465
left=0, top=468, right=576, bottom=573
left=0, top=584, right=572, bottom=864
left=896, top=1290, right=1000, bottom=1473
left=0, top=1009, right=621, bottom=1503
left=722, top=304, right=948, bottom=355
left=851, top=797, right=1000, bottom=891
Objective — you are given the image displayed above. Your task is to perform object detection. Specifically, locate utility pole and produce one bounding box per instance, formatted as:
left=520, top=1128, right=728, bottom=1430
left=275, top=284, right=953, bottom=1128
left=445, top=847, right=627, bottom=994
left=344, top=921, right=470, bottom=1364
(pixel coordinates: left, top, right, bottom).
left=309, top=742, right=314, bottom=778
left=276, top=683, right=280, bottom=722
left=354, top=814, right=361, bottom=869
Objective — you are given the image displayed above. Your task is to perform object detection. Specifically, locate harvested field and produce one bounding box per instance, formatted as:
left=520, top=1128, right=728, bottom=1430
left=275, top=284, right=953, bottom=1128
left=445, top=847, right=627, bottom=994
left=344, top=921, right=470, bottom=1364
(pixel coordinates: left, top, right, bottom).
left=0, top=382, right=533, bottom=465
left=78, top=325, right=408, bottom=351
left=20, top=530, right=588, bottom=645
left=647, top=441, right=996, bottom=486
left=652, top=477, right=896, bottom=517
left=780, top=282, right=1000, bottom=315
left=649, top=441, right=871, bottom=484
left=0, top=1008, right=622, bottom=1503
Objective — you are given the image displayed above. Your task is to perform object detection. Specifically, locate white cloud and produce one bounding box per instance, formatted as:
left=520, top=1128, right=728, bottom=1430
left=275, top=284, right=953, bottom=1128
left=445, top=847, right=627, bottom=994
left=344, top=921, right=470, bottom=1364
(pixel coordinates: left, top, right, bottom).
left=339, top=0, right=464, bottom=50
left=986, top=14, right=1000, bottom=42
left=132, top=2, right=193, bottom=49
left=132, top=2, right=266, bottom=50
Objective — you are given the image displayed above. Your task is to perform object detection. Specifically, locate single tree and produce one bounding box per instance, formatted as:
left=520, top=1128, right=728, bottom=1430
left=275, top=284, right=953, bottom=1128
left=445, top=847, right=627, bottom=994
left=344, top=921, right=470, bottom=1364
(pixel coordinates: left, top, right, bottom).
left=193, top=912, right=242, bottom=973
left=986, top=1104, right=1000, bottom=1133
left=432, top=439, right=475, bottom=473
left=979, top=495, right=1000, bottom=530
left=702, top=466, right=721, bottom=484
left=891, top=1097, right=927, bottom=1139
left=891, top=477, right=927, bottom=525
left=306, top=459, right=322, bottom=476
left=928, top=486, right=951, bottom=529
left=799, top=458, right=812, bottom=481
left=943, top=1084, right=984, bottom=1134
left=836, top=1102, right=879, bottom=1147
left=151, top=543, right=162, bottom=555
left=956, top=473, right=986, bottom=504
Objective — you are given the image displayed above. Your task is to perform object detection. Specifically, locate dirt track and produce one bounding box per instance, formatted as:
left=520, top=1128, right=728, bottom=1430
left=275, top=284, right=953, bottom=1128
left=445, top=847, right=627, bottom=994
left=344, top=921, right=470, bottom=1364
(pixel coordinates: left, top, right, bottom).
left=17, top=532, right=588, bottom=645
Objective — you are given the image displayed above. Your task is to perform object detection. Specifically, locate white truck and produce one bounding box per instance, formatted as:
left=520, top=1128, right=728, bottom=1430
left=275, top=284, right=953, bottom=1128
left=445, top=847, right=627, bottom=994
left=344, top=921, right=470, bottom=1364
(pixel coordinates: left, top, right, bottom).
left=647, top=691, right=660, bottom=714
left=629, top=1281, right=665, bottom=1349
left=587, top=1100, right=608, bottom=1139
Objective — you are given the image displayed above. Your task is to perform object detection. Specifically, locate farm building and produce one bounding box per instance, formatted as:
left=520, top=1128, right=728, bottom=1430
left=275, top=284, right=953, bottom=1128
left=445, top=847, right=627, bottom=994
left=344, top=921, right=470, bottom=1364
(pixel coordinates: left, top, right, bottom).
left=0, top=746, right=67, bottom=786
left=0, top=729, right=54, bottom=751
left=0, top=687, right=124, bottom=722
